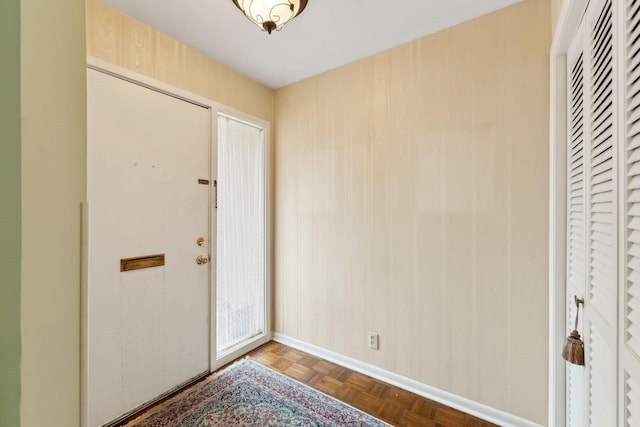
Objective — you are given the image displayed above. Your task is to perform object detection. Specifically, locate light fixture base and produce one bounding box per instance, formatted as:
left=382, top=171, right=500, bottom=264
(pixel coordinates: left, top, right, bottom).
left=263, top=21, right=277, bottom=34
left=232, top=0, right=309, bottom=34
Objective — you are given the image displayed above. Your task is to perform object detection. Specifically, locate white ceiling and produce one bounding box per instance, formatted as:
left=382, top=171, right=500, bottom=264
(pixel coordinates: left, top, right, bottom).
left=100, top=0, right=523, bottom=89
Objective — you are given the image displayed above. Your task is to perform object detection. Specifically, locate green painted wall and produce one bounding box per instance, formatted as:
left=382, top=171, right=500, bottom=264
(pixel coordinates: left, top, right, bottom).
left=0, top=0, right=21, bottom=425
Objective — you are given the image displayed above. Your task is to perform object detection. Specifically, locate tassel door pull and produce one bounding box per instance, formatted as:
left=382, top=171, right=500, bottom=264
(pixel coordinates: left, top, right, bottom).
left=562, top=296, right=585, bottom=366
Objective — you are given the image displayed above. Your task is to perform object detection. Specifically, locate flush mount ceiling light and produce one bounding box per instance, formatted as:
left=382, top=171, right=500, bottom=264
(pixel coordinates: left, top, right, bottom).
left=232, top=0, right=308, bottom=34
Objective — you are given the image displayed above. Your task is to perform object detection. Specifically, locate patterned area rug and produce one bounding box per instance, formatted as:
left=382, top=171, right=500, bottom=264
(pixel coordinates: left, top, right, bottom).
left=126, top=358, right=390, bottom=426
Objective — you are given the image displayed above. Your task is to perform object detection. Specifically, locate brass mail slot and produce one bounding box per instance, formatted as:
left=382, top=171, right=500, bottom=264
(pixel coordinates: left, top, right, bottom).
left=120, top=254, right=165, bottom=272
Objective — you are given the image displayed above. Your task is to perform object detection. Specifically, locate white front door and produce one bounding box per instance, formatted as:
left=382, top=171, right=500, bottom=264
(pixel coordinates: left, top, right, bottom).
left=86, top=68, right=211, bottom=426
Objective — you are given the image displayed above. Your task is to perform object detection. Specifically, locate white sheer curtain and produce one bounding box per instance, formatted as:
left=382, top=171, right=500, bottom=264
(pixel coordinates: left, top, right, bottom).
left=216, top=115, right=265, bottom=356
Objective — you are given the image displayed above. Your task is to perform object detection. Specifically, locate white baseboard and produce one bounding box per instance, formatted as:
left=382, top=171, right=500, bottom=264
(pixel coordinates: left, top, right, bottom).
left=272, top=333, right=543, bottom=427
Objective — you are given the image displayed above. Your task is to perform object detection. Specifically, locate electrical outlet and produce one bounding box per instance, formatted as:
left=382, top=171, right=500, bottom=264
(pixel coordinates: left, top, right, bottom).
left=368, top=332, right=379, bottom=350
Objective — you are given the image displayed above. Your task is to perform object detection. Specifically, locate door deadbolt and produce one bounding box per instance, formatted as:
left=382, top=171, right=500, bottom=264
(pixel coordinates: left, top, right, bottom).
left=196, top=237, right=205, bottom=246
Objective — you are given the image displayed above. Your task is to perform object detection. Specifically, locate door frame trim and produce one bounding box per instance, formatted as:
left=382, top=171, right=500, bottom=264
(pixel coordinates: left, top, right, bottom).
left=83, top=56, right=272, bottom=426
left=548, top=1, right=589, bottom=426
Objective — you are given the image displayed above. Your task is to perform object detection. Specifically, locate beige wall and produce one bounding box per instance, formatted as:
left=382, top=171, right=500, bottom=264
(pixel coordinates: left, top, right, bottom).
left=274, top=0, right=550, bottom=423
left=20, top=0, right=86, bottom=425
left=86, top=0, right=274, bottom=123
left=551, top=0, right=563, bottom=36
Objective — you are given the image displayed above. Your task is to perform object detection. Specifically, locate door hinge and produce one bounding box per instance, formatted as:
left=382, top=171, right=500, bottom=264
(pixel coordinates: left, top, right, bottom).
left=214, top=180, right=217, bottom=209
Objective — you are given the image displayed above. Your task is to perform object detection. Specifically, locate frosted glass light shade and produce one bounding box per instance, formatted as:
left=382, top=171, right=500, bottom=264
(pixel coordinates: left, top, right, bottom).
left=232, top=0, right=308, bottom=34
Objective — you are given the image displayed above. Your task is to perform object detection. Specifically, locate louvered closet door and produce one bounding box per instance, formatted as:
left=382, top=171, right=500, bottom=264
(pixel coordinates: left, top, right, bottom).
left=565, top=0, right=619, bottom=424
left=585, top=0, right=618, bottom=425
left=621, top=0, right=640, bottom=424
left=566, top=22, right=587, bottom=427
left=563, top=0, right=640, bottom=424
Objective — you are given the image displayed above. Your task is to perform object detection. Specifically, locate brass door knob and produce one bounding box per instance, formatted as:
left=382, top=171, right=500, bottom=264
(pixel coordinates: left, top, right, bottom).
left=196, top=255, right=209, bottom=265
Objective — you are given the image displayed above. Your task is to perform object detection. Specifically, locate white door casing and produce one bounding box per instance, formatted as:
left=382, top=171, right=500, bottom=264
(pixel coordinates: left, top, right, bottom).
left=83, top=57, right=271, bottom=426
left=86, top=67, right=211, bottom=426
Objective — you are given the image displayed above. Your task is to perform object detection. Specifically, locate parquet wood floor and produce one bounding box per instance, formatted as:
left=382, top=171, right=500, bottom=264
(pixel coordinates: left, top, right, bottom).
left=248, top=341, right=498, bottom=427
left=121, top=340, right=499, bottom=426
